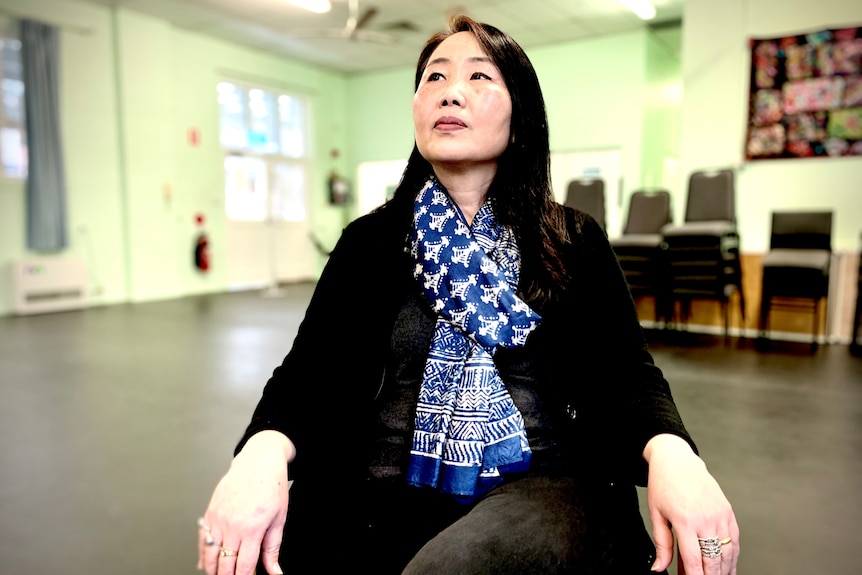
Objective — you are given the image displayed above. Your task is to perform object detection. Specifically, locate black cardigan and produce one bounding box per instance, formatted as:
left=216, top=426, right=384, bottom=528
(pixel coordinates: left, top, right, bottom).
left=236, top=201, right=695, bottom=489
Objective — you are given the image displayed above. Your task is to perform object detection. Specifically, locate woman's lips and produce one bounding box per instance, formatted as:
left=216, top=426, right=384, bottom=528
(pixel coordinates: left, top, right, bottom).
left=434, top=116, right=467, bottom=130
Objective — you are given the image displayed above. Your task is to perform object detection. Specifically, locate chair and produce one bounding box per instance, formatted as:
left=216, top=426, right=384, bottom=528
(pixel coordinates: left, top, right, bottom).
left=758, top=211, right=833, bottom=353
left=610, top=190, right=672, bottom=322
left=564, top=179, right=605, bottom=231
left=659, top=169, right=745, bottom=341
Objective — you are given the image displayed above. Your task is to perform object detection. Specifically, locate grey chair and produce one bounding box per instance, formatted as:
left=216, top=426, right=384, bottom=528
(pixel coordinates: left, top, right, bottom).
left=565, top=179, right=605, bottom=231
left=659, top=169, right=745, bottom=342
left=758, top=211, right=833, bottom=353
left=610, top=190, right=672, bottom=322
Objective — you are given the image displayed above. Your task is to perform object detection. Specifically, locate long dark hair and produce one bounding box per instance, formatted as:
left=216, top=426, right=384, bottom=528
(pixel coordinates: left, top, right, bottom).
left=386, top=15, right=570, bottom=306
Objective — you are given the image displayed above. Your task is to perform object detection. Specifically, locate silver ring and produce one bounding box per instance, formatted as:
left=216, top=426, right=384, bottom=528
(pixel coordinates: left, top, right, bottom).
left=197, top=517, right=211, bottom=532
left=204, top=532, right=217, bottom=546
left=698, top=536, right=722, bottom=559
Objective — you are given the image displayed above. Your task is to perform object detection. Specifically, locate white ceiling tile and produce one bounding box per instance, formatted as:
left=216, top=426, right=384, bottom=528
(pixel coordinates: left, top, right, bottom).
left=489, top=0, right=568, bottom=26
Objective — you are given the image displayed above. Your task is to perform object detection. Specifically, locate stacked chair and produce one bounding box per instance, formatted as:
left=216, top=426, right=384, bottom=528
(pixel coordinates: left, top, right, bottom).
left=564, top=178, right=606, bottom=232
left=610, top=190, right=672, bottom=323
left=658, top=169, right=745, bottom=343
left=757, top=211, right=833, bottom=353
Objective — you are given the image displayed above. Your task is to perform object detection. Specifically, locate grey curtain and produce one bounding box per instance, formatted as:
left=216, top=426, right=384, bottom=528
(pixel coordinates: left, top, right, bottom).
left=21, top=19, right=68, bottom=251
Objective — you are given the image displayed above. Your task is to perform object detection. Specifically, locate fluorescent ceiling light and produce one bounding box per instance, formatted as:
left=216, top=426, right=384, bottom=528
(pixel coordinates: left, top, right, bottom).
left=284, top=0, right=332, bottom=14
left=620, top=0, right=656, bottom=20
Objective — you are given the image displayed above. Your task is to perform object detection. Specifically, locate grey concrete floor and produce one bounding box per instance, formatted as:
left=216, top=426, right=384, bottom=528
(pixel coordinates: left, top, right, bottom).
left=1, top=284, right=860, bottom=575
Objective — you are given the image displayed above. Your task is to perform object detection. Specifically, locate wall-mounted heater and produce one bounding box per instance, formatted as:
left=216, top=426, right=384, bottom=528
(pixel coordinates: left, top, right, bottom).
left=10, top=256, right=89, bottom=315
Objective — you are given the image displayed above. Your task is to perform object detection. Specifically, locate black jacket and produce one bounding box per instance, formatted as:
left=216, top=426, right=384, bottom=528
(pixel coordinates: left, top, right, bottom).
left=237, top=201, right=694, bottom=489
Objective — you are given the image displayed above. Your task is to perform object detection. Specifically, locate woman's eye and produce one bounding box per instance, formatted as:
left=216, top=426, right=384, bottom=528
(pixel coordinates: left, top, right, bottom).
left=471, top=72, right=491, bottom=80
left=427, top=72, right=443, bottom=81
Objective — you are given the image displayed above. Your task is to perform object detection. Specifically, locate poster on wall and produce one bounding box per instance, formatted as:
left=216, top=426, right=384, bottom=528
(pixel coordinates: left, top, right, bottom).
left=744, top=26, right=862, bottom=160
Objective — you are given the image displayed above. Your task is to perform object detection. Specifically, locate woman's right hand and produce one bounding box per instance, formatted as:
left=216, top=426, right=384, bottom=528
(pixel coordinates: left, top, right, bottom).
left=197, top=430, right=295, bottom=575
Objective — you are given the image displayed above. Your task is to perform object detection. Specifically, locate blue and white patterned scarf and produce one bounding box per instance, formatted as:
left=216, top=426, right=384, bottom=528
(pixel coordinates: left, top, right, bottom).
left=406, top=178, right=542, bottom=502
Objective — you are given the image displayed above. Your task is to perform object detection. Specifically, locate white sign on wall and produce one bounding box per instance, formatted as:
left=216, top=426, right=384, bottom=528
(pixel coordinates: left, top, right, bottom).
left=356, top=159, right=408, bottom=216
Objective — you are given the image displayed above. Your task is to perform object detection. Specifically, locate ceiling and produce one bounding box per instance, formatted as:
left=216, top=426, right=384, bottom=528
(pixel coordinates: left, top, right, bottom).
left=76, top=0, right=683, bottom=73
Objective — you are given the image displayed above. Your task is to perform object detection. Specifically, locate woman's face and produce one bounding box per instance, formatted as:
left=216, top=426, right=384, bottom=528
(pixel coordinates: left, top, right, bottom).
left=413, top=32, right=512, bottom=173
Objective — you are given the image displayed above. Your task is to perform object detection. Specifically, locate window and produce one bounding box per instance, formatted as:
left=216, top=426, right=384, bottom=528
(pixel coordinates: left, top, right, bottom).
left=218, top=81, right=309, bottom=222
left=0, top=21, right=26, bottom=179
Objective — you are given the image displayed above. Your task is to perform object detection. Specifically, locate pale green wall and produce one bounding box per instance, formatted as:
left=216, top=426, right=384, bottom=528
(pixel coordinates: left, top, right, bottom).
left=116, top=11, right=179, bottom=302
left=641, top=27, right=682, bottom=195
left=531, top=30, right=647, bottom=216
left=0, top=0, right=348, bottom=314
left=343, top=30, right=658, bottom=225
left=4, top=1, right=859, bottom=316
left=346, top=67, right=414, bottom=166
left=0, top=0, right=126, bottom=312
left=0, top=0, right=683, bottom=316
left=344, top=66, right=414, bottom=220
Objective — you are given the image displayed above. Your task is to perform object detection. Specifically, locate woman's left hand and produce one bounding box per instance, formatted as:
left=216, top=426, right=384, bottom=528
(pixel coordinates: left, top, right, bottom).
left=644, top=434, right=739, bottom=575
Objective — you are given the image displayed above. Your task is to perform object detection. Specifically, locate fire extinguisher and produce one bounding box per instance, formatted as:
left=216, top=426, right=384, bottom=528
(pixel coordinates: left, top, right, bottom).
left=194, top=213, right=210, bottom=272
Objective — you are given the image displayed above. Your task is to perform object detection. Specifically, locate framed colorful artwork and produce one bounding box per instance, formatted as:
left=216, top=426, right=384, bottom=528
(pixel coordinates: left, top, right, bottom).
left=745, top=26, right=862, bottom=160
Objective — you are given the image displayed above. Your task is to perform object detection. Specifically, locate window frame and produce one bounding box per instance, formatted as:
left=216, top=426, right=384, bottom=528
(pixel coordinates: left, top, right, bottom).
left=218, top=79, right=312, bottom=223
left=0, top=19, right=27, bottom=181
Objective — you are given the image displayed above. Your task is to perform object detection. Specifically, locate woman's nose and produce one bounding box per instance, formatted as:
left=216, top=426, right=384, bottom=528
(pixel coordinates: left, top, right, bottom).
left=441, top=80, right=465, bottom=107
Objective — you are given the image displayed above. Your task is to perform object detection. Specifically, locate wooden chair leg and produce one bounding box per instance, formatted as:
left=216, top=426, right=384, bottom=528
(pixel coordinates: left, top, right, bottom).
left=810, top=298, right=821, bottom=354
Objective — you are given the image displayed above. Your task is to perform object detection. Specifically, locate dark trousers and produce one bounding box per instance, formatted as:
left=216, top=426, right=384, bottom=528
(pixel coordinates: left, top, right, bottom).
left=265, top=475, right=662, bottom=574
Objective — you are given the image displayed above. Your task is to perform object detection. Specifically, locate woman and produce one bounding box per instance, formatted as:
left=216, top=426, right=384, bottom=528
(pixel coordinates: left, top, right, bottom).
left=197, top=16, right=739, bottom=575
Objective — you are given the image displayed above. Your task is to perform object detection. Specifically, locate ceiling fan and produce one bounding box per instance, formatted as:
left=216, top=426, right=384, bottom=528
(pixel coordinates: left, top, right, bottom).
left=287, top=0, right=397, bottom=44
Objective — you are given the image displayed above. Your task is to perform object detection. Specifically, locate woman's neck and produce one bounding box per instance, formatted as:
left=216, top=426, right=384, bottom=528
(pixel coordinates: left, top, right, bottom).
left=433, top=163, right=497, bottom=225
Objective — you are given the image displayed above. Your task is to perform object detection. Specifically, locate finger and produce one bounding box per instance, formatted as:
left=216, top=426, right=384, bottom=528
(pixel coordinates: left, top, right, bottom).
left=197, top=517, right=219, bottom=573
left=718, top=534, right=734, bottom=575
left=235, top=540, right=262, bottom=575
left=703, top=554, right=721, bottom=575
left=677, top=547, right=687, bottom=575
left=697, top=535, right=722, bottom=575
left=260, top=519, right=286, bottom=575
left=216, top=538, right=242, bottom=575
left=649, top=514, right=675, bottom=572
left=715, top=515, right=740, bottom=575
left=202, top=527, right=226, bottom=575
left=678, top=534, right=706, bottom=575
left=197, top=521, right=206, bottom=570
left=728, top=519, right=741, bottom=575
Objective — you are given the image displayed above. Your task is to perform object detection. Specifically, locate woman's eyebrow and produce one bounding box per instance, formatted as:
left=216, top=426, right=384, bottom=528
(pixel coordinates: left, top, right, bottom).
left=427, top=56, right=492, bottom=67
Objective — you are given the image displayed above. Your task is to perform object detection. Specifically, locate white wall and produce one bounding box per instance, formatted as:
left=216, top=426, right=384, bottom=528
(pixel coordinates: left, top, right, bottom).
left=680, top=0, right=862, bottom=252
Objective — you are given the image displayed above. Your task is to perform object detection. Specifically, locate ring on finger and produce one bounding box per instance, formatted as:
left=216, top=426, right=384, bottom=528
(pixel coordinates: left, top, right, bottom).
left=197, top=517, right=211, bottom=532
left=219, top=547, right=239, bottom=558
left=204, top=532, right=218, bottom=546
left=697, top=536, right=722, bottom=559
left=719, top=536, right=732, bottom=545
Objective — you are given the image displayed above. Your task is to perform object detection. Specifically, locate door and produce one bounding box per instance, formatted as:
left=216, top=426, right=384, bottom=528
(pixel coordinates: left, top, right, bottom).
left=219, top=82, right=315, bottom=289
